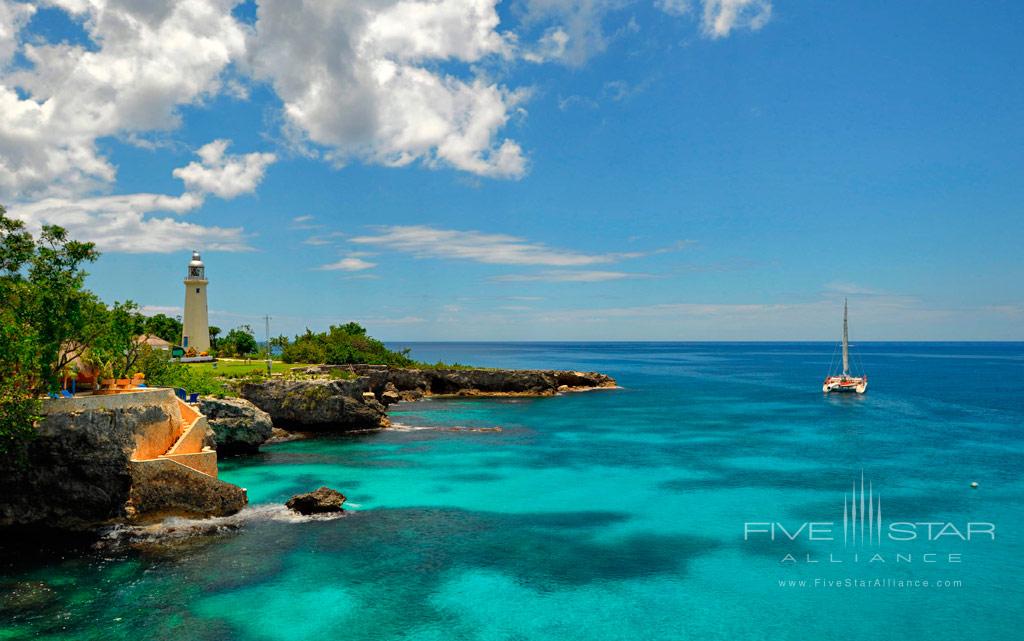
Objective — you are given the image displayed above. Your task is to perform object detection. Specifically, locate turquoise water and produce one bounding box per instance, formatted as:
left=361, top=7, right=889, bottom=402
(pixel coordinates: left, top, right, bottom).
left=3, top=342, right=1023, bottom=640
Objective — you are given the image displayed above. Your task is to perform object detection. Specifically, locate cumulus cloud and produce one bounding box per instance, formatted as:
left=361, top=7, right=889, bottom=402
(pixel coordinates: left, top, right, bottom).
left=0, top=0, right=773, bottom=205
left=0, top=0, right=34, bottom=69
left=247, top=0, right=527, bottom=179
left=173, top=139, right=276, bottom=199
left=0, top=0, right=246, bottom=200
left=5, top=138, right=274, bottom=253
left=7, top=193, right=249, bottom=253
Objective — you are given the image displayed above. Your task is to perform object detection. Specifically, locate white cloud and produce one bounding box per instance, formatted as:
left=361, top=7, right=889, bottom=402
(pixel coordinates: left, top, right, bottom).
left=4, top=139, right=275, bottom=253
left=317, top=257, right=377, bottom=272
left=7, top=193, right=250, bottom=253
left=172, top=139, right=276, bottom=199
left=823, top=281, right=887, bottom=296
left=0, top=0, right=34, bottom=69
left=701, top=0, right=772, bottom=38
left=519, top=0, right=630, bottom=66
left=0, top=0, right=246, bottom=200
left=140, top=305, right=183, bottom=317
left=351, top=225, right=638, bottom=266
left=1, top=0, right=773, bottom=202
left=247, top=0, right=528, bottom=179
left=654, top=0, right=690, bottom=17
left=491, top=270, right=645, bottom=282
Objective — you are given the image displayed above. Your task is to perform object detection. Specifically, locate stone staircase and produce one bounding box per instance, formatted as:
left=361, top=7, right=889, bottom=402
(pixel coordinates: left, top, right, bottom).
left=125, top=391, right=247, bottom=519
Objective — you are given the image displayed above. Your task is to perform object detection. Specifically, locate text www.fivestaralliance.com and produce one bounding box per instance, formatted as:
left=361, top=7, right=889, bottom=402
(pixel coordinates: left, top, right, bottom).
left=778, top=578, right=963, bottom=589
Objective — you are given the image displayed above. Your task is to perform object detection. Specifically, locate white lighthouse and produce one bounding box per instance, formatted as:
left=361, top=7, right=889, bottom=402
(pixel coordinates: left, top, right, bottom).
left=182, top=250, right=210, bottom=353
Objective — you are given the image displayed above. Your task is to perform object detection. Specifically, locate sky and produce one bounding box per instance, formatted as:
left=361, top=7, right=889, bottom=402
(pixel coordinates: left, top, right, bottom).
left=1, top=0, right=1021, bottom=341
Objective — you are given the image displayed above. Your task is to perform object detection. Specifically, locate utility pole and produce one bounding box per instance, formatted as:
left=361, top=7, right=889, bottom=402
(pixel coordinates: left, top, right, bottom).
left=264, top=314, right=272, bottom=377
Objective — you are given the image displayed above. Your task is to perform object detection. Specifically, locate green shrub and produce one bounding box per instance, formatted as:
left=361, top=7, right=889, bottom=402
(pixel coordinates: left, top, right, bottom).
left=281, top=323, right=414, bottom=367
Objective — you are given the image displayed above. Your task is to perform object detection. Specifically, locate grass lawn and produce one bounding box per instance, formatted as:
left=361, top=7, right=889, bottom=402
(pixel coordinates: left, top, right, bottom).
left=183, top=359, right=318, bottom=377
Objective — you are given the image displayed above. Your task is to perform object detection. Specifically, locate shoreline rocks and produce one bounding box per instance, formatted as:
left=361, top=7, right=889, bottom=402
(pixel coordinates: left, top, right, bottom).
left=239, top=379, right=389, bottom=431
left=241, top=366, right=616, bottom=432
left=199, top=397, right=274, bottom=455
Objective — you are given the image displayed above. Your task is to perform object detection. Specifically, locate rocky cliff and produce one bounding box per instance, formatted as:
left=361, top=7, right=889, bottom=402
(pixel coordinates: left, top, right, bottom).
left=239, top=378, right=389, bottom=430
left=0, top=393, right=246, bottom=531
left=199, top=397, right=274, bottom=455
left=239, top=366, right=616, bottom=430
left=306, top=365, right=617, bottom=400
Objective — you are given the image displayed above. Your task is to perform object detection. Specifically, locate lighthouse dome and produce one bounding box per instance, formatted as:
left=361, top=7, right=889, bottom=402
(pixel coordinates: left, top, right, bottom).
left=189, top=250, right=204, bottom=267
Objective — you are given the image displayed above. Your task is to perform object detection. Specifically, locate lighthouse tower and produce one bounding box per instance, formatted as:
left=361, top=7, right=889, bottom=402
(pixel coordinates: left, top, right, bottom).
left=182, top=250, right=210, bottom=353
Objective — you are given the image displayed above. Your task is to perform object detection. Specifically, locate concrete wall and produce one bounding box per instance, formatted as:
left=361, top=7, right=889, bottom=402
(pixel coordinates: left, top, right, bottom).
left=162, top=451, right=218, bottom=477
left=166, top=416, right=208, bottom=457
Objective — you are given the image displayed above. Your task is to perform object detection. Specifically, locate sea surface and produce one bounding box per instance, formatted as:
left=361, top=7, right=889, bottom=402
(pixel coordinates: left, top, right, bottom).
left=2, top=342, right=1023, bottom=640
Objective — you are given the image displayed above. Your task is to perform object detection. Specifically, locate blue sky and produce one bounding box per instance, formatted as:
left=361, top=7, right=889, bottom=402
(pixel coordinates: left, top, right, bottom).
left=2, top=1, right=1021, bottom=340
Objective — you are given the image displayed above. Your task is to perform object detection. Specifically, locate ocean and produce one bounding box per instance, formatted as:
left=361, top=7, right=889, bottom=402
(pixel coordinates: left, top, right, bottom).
left=2, top=342, right=1023, bottom=640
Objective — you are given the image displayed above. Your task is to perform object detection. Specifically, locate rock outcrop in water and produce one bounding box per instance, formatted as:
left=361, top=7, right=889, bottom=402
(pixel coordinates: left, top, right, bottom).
left=199, top=397, right=274, bottom=455
left=286, top=487, right=346, bottom=514
left=239, top=378, right=389, bottom=430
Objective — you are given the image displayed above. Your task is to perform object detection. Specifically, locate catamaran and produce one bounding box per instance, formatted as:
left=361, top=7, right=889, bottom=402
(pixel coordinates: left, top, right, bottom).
left=822, top=299, right=868, bottom=394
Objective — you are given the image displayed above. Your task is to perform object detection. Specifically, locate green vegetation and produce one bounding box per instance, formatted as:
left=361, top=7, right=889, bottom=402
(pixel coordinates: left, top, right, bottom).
left=218, top=325, right=259, bottom=358
left=141, top=313, right=182, bottom=344
left=281, top=322, right=415, bottom=366
left=2, top=205, right=100, bottom=455
left=0, top=203, right=468, bottom=455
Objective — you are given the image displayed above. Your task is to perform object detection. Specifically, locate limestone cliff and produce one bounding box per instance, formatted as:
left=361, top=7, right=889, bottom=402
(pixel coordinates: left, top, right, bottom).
left=239, top=378, right=389, bottom=430
left=199, top=397, right=274, bottom=455
left=240, top=366, right=616, bottom=430
left=0, top=391, right=246, bottom=531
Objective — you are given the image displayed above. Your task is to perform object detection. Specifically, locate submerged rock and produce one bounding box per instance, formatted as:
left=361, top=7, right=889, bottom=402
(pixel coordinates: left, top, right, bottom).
left=286, top=487, right=346, bottom=514
left=199, top=397, right=274, bottom=455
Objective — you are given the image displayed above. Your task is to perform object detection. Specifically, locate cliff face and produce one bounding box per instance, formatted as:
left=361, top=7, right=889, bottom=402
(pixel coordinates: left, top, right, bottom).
left=0, top=403, right=164, bottom=529
left=199, top=397, right=274, bottom=455
left=318, top=365, right=617, bottom=399
left=239, top=367, right=616, bottom=431
left=0, top=392, right=246, bottom=531
left=239, top=379, right=389, bottom=430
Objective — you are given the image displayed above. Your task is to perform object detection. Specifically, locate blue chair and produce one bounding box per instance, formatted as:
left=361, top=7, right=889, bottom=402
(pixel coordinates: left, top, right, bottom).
left=137, top=383, right=147, bottom=388
left=187, top=392, right=199, bottom=403
left=60, top=390, right=73, bottom=398
left=175, top=388, right=187, bottom=401
left=48, top=392, right=60, bottom=399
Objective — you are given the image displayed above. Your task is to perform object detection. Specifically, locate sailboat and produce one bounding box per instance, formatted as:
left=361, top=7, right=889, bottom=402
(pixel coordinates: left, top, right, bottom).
left=822, top=299, right=868, bottom=394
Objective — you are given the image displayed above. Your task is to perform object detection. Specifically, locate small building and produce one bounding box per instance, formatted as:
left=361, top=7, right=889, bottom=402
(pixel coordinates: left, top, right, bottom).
left=138, top=335, right=174, bottom=351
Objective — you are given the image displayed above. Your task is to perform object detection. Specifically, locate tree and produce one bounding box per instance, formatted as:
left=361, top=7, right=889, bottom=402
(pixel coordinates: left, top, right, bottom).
left=208, top=325, right=221, bottom=349
left=1, top=206, right=99, bottom=454
left=269, top=334, right=289, bottom=357
left=219, top=325, right=258, bottom=357
left=88, top=301, right=146, bottom=379
left=1, top=213, right=100, bottom=391
left=280, top=322, right=414, bottom=366
left=142, top=313, right=183, bottom=344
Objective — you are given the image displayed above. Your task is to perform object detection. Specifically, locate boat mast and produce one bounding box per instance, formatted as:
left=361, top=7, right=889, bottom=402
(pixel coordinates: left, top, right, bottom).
left=842, top=298, right=850, bottom=377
